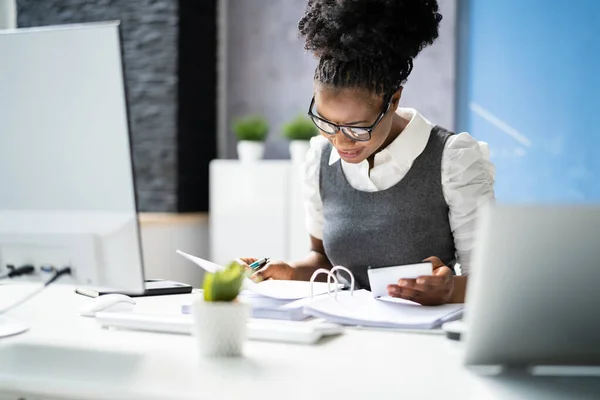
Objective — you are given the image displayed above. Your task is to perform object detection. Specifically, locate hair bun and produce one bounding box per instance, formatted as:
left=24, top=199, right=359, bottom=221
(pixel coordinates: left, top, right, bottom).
left=299, top=0, right=442, bottom=66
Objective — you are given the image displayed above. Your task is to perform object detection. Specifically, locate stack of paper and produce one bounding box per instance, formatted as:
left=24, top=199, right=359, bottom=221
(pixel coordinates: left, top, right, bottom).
left=182, top=294, right=314, bottom=321
left=303, top=290, right=463, bottom=329
left=176, top=250, right=340, bottom=321
left=240, top=294, right=316, bottom=321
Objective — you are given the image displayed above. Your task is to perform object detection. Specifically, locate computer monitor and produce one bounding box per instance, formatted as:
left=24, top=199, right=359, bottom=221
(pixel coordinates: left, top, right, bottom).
left=463, top=204, right=600, bottom=369
left=0, top=22, right=145, bottom=294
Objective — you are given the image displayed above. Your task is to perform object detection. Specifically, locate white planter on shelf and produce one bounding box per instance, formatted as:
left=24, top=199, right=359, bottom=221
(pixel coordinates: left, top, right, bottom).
left=191, top=299, right=250, bottom=357
left=289, top=140, right=311, bottom=164
left=237, top=140, right=264, bottom=161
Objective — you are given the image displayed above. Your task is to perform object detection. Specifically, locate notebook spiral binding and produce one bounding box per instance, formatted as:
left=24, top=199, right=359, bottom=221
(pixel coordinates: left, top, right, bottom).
left=309, top=266, right=356, bottom=300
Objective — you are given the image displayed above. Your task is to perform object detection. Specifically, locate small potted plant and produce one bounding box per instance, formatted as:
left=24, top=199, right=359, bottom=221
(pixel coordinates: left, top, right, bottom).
left=232, top=114, right=269, bottom=161
left=191, top=261, right=250, bottom=357
left=282, top=114, right=319, bottom=164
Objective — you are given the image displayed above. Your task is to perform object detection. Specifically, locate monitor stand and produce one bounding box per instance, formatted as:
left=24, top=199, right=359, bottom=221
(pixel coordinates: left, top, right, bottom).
left=0, top=316, right=29, bottom=338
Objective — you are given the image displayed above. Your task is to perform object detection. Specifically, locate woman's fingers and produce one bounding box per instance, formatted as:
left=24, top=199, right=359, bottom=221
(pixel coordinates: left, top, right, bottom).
left=432, top=265, right=453, bottom=277
left=236, top=257, right=258, bottom=266
left=234, top=257, right=260, bottom=278
left=387, top=285, right=422, bottom=302
left=395, top=274, right=447, bottom=291
left=251, top=261, right=295, bottom=282
left=415, top=267, right=453, bottom=285
left=388, top=265, right=455, bottom=305
left=251, top=269, right=265, bottom=282
left=388, top=283, right=452, bottom=306
left=423, top=256, right=445, bottom=269
left=252, top=264, right=275, bottom=282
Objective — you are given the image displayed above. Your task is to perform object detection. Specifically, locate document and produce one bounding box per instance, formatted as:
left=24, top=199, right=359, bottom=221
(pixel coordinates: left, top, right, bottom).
left=304, top=289, right=463, bottom=329
left=176, top=250, right=341, bottom=300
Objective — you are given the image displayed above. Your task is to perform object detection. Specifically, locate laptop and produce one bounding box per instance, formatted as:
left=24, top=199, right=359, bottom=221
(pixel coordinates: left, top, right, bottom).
left=463, top=204, right=600, bottom=368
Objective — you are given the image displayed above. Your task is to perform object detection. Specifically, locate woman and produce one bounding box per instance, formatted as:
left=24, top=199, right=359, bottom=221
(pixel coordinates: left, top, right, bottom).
left=238, top=0, right=495, bottom=306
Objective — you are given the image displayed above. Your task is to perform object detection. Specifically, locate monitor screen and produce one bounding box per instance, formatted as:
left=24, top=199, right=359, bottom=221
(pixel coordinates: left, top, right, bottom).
left=0, top=22, right=145, bottom=292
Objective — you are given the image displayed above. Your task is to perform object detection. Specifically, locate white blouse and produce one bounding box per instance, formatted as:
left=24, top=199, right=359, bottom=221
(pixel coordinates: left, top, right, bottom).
left=300, top=108, right=496, bottom=275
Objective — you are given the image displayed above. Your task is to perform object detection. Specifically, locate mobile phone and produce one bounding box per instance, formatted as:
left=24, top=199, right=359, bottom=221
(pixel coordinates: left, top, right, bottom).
left=75, top=279, right=194, bottom=298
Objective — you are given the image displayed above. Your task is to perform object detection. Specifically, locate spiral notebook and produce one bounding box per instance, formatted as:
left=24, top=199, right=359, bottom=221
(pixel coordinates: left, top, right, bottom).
left=302, top=267, right=464, bottom=330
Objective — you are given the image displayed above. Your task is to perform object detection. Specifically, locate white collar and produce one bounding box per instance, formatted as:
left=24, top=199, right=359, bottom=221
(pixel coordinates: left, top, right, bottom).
left=328, top=108, right=434, bottom=167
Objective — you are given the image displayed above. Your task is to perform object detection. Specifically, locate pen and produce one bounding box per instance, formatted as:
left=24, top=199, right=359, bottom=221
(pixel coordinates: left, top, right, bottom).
left=249, top=257, right=270, bottom=270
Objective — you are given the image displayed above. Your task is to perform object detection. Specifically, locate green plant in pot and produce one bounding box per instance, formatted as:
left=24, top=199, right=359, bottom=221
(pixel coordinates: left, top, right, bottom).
left=282, top=115, right=319, bottom=163
left=202, top=261, right=245, bottom=302
left=233, top=114, right=269, bottom=162
left=192, top=261, right=250, bottom=357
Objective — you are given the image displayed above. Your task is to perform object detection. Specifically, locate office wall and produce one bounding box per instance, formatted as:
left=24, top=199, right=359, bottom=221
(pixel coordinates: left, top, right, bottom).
left=222, top=0, right=458, bottom=159
left=17, top=0, right=179, bottom=211
left=223, top=0, right=316, bottom=159
left=457, top=0, right=600, bottom=202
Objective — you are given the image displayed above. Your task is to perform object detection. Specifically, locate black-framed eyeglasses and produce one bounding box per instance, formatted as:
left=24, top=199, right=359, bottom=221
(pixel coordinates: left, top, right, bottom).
left=307, top=94, right=393, bottom=142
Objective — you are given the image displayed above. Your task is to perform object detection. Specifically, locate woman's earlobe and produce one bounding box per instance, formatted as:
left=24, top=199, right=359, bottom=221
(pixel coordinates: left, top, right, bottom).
left=391, top=95, right=401, bottom=110
left=391, top=87, right=403, bottom=109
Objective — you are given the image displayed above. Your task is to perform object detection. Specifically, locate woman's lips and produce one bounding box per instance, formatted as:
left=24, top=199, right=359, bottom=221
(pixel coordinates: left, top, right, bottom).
left=337, top=148, right=364, bottom=160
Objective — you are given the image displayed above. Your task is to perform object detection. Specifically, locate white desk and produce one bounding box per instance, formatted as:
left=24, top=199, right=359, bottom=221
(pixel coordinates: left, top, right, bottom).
left=0, top=284, right=599, bottom=400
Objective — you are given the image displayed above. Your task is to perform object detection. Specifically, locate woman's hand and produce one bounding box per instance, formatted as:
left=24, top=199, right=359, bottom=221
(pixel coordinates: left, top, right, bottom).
left=386, top=256, right=454, bottom=306
left=235, top=257, right=296, bottom=282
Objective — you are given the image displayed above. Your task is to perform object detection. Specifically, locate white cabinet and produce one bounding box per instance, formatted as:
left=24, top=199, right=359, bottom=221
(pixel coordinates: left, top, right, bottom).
left=209, top=160, right=310, bottom=265
left=288, top=160, right=311, bottom=260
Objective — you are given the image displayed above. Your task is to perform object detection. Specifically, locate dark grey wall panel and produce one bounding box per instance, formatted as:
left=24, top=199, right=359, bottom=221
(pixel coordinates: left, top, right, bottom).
left=17, top=0, right=178, bottom=211
left=177, top=1, right=217, bottom=212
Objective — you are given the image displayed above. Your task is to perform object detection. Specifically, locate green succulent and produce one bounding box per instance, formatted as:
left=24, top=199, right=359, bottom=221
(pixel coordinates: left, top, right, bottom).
left=232, top=115, right=269, bottom=141
left=282, top=115, right=318, bottom=141
left=203, top=261, right=246, bottom=302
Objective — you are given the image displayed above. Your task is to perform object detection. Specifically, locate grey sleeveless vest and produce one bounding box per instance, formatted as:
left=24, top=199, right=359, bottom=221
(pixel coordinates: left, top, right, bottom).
left=319, top=126, right=456, bottom=290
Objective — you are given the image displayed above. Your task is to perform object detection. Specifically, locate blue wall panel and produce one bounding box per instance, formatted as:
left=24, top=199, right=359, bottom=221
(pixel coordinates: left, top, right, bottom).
left=460, top=0, right=600, bottom=202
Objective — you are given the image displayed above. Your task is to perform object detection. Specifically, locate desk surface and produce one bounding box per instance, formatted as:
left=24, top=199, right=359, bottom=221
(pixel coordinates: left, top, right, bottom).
left=1, top=283, right=599, bottom=400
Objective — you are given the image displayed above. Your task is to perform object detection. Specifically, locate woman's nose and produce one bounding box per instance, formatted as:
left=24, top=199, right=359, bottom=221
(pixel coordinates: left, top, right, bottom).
left=331, top=130, right=356, bottom=147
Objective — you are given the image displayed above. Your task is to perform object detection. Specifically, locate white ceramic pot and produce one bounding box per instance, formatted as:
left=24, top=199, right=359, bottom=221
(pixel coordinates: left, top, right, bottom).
left=237, top=141, right=265, bottom=162
left=289, top=140, right=310, bottom=164
left=191, top=299, right=250, bottom=357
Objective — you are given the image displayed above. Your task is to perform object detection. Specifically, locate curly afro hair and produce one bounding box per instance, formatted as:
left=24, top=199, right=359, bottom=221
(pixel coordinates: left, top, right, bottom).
left=298, top=0, right=442, bottom=97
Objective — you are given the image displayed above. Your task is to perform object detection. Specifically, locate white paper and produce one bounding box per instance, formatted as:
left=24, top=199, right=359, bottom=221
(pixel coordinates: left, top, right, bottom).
left=176, top=250, right=341, bottom=300
left=304, top=289, right=463, bottom=329
left=375, top=296, right=421, bottom=306
left=367, top=262, right=433, bottom=298
left=176, top=249, right=223, bottom=273
left=247, top=280, right=342, bottom=300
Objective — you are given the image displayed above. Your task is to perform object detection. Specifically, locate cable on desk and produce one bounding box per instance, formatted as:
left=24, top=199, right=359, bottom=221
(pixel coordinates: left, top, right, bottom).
left=0, top=267, right=72, bottom=315
left=0, top=265, right=36, bottom=280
